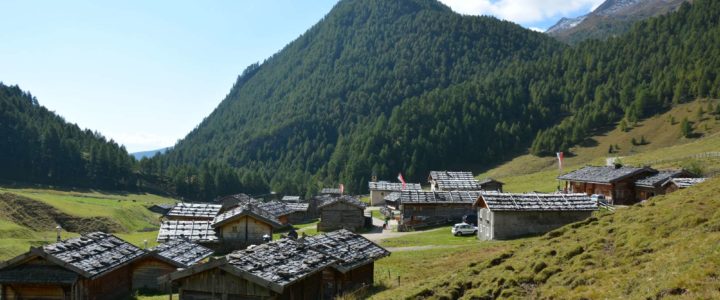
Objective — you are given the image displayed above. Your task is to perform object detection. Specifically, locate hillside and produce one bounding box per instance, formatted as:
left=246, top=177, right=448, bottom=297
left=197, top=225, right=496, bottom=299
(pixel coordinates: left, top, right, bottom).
left=132, top=147, right=171, bottom=160
left=480, top=99, right=720, bottom=192
left=394, top=177, right=720, bottom=299
left=149, top=0, right=720, bottom=199
left=150, top=0, right=563, bottom=197
left=0, top=187, right=177, bottom=260
left=0, top=83, right=136, bottom=189
left=547, top=0, right=688, bottom=44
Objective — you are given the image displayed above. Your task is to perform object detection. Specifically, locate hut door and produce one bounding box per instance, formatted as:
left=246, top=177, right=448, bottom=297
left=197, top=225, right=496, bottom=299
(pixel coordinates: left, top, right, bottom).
left=322, top=269, right=336, bottom=299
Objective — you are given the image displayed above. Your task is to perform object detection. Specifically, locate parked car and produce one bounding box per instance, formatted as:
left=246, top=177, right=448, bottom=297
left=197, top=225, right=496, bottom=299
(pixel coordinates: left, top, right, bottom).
left=451, top=223, right=477, bottom=236
left=591, top=194, right=608, bottom=205
left=462, top=214, right=477, bottom=226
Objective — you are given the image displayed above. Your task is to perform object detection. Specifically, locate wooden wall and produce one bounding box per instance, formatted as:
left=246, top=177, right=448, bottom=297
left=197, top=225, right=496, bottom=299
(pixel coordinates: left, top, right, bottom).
left=178, top=268, right=274, bottom=299
left=401, top=203, right=474, bottom=229
left=217, top=216, right=273, bottom=252
left=1, top=284, right=69, bottom=300
left=318, top=202, right=365, bottom=232
left=131, top=257, right=177, bottom=293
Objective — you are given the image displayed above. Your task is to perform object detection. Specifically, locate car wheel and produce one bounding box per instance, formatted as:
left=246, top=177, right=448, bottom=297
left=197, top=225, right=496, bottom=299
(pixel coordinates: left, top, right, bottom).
left=473, top=230, right=477, bottom=235
left=454, top=232, right=460, bottom=236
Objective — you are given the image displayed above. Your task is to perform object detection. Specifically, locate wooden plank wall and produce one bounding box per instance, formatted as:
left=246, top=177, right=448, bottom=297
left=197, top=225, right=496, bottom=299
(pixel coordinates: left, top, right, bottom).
left=318, top=202, right=364, bottom=232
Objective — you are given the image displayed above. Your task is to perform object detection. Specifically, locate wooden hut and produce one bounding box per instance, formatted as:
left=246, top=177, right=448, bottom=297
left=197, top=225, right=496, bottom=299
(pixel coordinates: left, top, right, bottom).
left=214, top=193, right=255, bottom=212
left=474, top=193, right=597, bottom=240
left=557, top=165, right=657, bottom=205
left=477, top=178, right=504, bottom=192
left=398, top=190, right=481, bottom=230
left=634, top=170, right=694, bottom=201
left=161, top=230, right=388, bottom=299
left=368, top=181, right=421, bottom=206
left=428, top=171, right=482, bottom=191
left=212, top=203, right=284, bottom=253
left=304, top=230, right=390, bottom=298
left=132, top=239, right=212, bottom=293
left=164, top=202, right=222, bottom=221
left=285, top=202, right=311, bottom=224
left=216, top=194, right=310, bottom=225
left=317, top=196, right=367, bottom=232
left=662, top=177, right=707, bottom=193
left=0, top=232, right=146, bottom=300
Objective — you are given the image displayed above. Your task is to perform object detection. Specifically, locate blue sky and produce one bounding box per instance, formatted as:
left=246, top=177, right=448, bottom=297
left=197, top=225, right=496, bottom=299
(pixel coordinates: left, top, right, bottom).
left=0, top=0, right=602, bottom=152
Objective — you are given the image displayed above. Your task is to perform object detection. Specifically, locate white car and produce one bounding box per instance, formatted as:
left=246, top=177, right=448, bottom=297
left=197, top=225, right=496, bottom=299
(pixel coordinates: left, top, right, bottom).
left=451, top=223, right=477, bottom=236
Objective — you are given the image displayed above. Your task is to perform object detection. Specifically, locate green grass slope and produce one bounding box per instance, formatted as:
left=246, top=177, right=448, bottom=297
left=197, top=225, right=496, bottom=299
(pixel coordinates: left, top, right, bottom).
left=0, top=187, right=176, bottom=260
left=403, top=177, right=720, bottom=299
left=480, top=99, right=720, bottom=192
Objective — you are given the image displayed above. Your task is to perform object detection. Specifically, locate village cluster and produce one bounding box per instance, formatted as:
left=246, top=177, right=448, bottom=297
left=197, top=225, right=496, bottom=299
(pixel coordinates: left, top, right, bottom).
left=0, top=165, right=706, bottom=299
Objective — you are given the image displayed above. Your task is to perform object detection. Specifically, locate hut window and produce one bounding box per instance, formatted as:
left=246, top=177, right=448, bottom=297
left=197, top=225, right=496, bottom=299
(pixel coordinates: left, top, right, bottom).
left=232, top=226, right=238, bottom=233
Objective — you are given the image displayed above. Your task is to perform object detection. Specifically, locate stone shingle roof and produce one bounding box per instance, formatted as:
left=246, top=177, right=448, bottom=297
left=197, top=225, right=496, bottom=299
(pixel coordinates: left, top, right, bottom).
left=152, top=239, right=213, bottom=267
left=304, top=229, right=390, bottom=273
left=384, top=192, right=401, bottom=203
left=157, top=220, right=218, bottom=243
left=663, top=177, right=707, bottom=189
left=317, top=195, right=367, bottom=210
left=281, top=196, right=301, bottom=202
left=213, top=203, right=284, bottom=229
left=368, top=181, right=422, bottom=191
left=321, top=188, right=342, bottom=194
left=558, top=166, right=656, bottom=184
left=164, top=231, right=388, bottom=293
left=399, top=190, right=483, bottom=204
left=224, top=239, right=336, bottom=293
left=635, top=170, right=690, bottom=188
left=166, top=203, right=222, bottom=219
left=40, top=232, right=146, bottom=278
left=477, top=178, right=504, bottom=185
left=477, top=192, right=597, bottom=211
left=285, top=202, right=309, bottom=212
left=429, top=171, right=482, bottom=190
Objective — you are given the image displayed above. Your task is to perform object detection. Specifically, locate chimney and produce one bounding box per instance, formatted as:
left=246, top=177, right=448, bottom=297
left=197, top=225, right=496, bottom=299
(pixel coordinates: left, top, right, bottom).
left=143, top=239, right=148, bottom=249
left=55, top=225, right=62, bottom=242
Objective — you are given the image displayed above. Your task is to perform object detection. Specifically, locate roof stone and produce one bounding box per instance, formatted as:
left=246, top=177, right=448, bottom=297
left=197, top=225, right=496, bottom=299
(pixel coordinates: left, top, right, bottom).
left=478, top=192, right=597, bottom=212
left=558, top=166, right=656, bottom=183
left=317, top=195, right=367, bottom=209
left=368, top=181, right=421, bottom=191
left=399, top=190, right=483, bottom=204
left=166, top=203, right=222, bottom=219
left=152, top=239, right=213, bottom=267
left=213, top=203, right=284, bottom=229
left=157, top=220, right=218, bottom=243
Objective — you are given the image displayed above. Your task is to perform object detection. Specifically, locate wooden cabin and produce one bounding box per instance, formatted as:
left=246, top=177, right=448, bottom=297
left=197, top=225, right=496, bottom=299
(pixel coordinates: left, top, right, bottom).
left=285, top=202, right=311, bottom=224
left=317, top=196, right=367, bottom=232
left=634, top=170, right=695, bottom=201
left=474, top=193, right=597, bottom=240
left=215, top=194, right=311, bottom=225
left=164, top=202, right=222, bottom=221
left=398, top=190, right=481, bottom=230
left=477, top=178, right=504, bottom=192
left=368, top=181, right=421, bottom=206
left=132, top=239, right=212, bottom=293
left=214, top=193, right=255, bottom=212
left=161, top=230, right=389, bottom=300
left=0, top=232, right=146, bottom=300
left=662, top=177, right=707, bottom=193
left=211, top=203, right=284, bottom=253
left=557, top=165, right=657, bottom=205
left=428, top=171, right=482, bottom=191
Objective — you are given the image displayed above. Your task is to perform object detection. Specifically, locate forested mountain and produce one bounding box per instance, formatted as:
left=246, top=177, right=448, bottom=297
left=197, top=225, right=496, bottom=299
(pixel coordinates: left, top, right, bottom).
left=547, top=0, right=688, bottom=44
left=150, top=0, right=720, bottom=198
left=0, top=84, right=135, bottom=188
left=149, top=0, right=564, bottom=197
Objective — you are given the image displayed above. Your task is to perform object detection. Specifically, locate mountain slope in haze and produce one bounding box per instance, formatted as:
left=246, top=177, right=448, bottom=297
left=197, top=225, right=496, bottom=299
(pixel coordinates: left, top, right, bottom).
left=547, top=0, right=688, bottom=44
left=132, top=147, right=171, bottom=160
left=0, top=84, right=136, bottom=188
left=153, top=0, right=564, bottom=196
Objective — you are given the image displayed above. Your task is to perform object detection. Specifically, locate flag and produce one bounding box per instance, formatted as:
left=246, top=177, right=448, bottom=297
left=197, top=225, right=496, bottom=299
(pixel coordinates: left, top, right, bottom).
left=397, top=173, right=407, bottom=190
left=556, top=152, right=564, bottom=170
left=339, top=184, right=344, bottom=194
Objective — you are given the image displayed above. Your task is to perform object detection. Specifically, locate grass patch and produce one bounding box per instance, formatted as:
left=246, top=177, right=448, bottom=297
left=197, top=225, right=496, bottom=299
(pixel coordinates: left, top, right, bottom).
left=378, top=226, right=481, bottom=248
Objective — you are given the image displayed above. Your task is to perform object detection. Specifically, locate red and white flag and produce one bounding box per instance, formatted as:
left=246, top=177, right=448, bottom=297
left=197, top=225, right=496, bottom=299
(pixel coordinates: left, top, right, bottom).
left=339, top=184, right=344, bottom=194
left=556, top=152, right=564, bottom=170
left=397, top=173, right=407, bottom=190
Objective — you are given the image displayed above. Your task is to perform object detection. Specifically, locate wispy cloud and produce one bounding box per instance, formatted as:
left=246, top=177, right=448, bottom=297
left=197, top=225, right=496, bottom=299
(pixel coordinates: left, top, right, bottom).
left=438, top=0, right=605, bottom=24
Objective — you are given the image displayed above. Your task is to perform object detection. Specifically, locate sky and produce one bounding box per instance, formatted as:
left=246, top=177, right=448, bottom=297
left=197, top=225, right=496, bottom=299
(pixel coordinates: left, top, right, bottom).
left=0, top=0, right=604, bottom=153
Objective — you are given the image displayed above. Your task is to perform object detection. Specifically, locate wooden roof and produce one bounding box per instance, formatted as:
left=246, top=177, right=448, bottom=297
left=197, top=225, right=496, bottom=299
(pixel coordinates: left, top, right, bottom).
left=662, top=177, right=707, bottom=189
left=151, top=239, right=213, bottom=267
left=399, top=190, right=483, bottom=204
left=476, top=192, right=597, bottom=212
left=317, top=195, right=367, bottom=210
left=212, top=203, right=284, bottom=229
left=164, top=231, right=388, bottom=293
left=304, top=229, right=390, bottom=273
left=368, top=181, right=422, bottom=191
left=558, top=166, right=657, bottom=184
left=428, top=171, right=482, bottom=190
left=166, top=202, right=222, bottom=219
left=0, top=232, right=147, bottom=280
left=157, top=220, right=218, bottom=243
left=635, top=170, right=692, bottom=188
